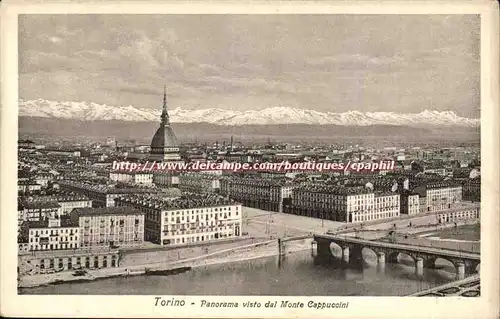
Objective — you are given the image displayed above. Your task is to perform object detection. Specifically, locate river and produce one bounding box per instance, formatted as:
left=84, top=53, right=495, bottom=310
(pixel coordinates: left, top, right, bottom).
left=20, top=249, right=459, bottom=296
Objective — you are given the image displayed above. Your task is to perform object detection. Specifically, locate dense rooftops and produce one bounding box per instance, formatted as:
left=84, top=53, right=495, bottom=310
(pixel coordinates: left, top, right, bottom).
left=59, top=180, right=162, bottom=194
left=116, top=193, right=239, bottom=210
left=180, top=173, right=221, bottom=180
left=22, top=217, right=79, bottom=228
left=72, top=206, right=145, bottom=217
left=221, top=176, right=295, bottom=187
left=110, top=170, right=152, bottom=175
left=426, top=181, right=461, bottom=189
left=19, top=201, right=61, bottom=210
left=18, top=180, right=41, bottom=186
left=294, top=184, right=372, bottom=195
left=19, top=195, right=90, bottom=203
left=462, top=178, right=481, bottom=185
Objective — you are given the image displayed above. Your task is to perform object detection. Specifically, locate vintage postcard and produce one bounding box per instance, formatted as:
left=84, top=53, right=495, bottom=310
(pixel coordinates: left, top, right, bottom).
left=1, top=0, right=499, bottom=318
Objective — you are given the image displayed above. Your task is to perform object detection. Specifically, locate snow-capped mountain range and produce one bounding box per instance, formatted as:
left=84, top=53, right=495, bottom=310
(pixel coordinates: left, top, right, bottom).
left=18, top=99, right=480, bottom=127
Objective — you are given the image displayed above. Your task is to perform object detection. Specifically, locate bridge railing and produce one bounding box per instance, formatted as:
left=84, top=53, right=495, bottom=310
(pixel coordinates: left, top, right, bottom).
left=316, top=234, right=480, bottom=258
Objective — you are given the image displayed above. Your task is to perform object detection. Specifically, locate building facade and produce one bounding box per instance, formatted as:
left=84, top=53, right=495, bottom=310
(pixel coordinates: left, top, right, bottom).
left=59, top=180, right=162, bottom=207
left=287, top=184, right=400, bottom=223
left=400, top=192, right=420, bottom=215
left=288, top=185, right=372, bottom=222
left=178, top=173, right=220, bottom=194
left=18, top=201, right=61, bottom=222
left=153, top=171, right=180, bottom=188
left=20, top=195, right=93, bottom=215
left=109, top=171, right=154, bottom=185
left=436, top=204, right=480, bottom=224
left=19, top=217, right=80, bottom=251
left=70, top=207, right=145, bottom=248
left=219, top=177, right=294, bottom=212
left=18, top=180, right=42, bottom=194
left=462, top=178, right=480, bottom=202
left=115, top=194, right=242, bottom=246
left=424, top=183, right=462, bottom=212
left=373, top=192, right=401, bottom=220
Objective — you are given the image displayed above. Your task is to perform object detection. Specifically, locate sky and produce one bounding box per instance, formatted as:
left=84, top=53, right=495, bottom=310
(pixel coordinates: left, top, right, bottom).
left=19, top=14, right=480, bottom=117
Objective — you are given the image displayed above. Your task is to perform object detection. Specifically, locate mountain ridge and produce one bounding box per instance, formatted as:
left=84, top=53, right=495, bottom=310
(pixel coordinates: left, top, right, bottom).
left=18, top=99, right=480, bottom=127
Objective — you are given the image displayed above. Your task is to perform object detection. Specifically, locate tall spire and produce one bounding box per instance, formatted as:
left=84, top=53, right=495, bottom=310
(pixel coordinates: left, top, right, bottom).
left=161, top=85, right=170, bottom=125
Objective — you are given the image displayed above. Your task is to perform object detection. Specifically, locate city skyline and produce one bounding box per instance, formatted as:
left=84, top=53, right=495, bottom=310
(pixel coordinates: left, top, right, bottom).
left=19, top=14, right=480, bottom=117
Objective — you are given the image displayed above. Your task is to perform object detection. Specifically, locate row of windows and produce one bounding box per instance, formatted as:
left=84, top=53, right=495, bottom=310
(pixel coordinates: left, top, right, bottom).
left=166, top=227, right=232, bottom=236
left=30, top=228, right=78, bottom=235
left=30, top=236, right=76, bottom=242
left=166, top=212, right=238, bottom=222
left=133, top=205, right=240, bottom=217
left=351, top=212, right=399, bottom=222
left=61, top=201, right=91, bottom=207
left=30, top=243, right=78, bottom=250
left=295, top=193, right=374, bottom=199
left=166, top=232, right=236, bottom=244
left=81, top=236, right=141, bottom=246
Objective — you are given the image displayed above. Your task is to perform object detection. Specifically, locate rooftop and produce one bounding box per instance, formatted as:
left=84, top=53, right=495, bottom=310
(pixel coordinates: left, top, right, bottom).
left=72, top=206, right=145, bottom=217
left=20, top=195, right=91, bottom=203
left=59, top=180, right=162, bottom=194
left=294, top=184, right=372, bottom=196
left=427, top=181, right=462, bottom=189
left=21, top=217, right=79, bottom=229
left=221, top=176, right=295, bottom=187
left=180, top=173, right=220, bottom=180
left=19, top=201, right=61, bottom=210
left=116, top=193, right=239, bottom=210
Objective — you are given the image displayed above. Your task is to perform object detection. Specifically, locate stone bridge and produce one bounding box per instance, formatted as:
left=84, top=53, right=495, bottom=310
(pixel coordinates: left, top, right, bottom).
left=314, top=234, right=480, bottom=278
left=277, top=235, right=313, bottom=256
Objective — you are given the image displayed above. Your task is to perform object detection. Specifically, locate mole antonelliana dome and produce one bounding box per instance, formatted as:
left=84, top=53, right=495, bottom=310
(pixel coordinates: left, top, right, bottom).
left=149, top=86, right=181, bottom=162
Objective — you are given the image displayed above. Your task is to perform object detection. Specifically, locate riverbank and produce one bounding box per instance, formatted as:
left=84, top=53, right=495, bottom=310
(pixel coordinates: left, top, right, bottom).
left=19, top=238, right=312, bottom=289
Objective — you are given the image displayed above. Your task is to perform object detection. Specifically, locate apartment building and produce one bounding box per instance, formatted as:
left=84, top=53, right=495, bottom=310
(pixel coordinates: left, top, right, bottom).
left=59, top=180, right=162, bottom=207
left=18, top=217, right=80, bottom=251
left=288, top=184, right=400, bottom=223
left=20, top=195, right=92, bottom=215
left=18, top=180, right=42, bottom=194
left=288, top=185, right=373, bottom=222
left=436, top=203, right=480, bottom=224
left=109, top=171, right=153, bottom=185
left=414, top=182, right=462, bottom=212
left=219, top=177, right=294, bottom=212
left=70, top=207, right=145, bottom=248
left=178, top=173, right=220, bottom=194
left=373, top=192, right=401, bottom=220
left=462, top=178, right=480, bottom=202
left=115, top=193, right=242, bottom=246
left=400, top=191, right=420, bottom=215
left=18, top=201, right=60, bottom=222
left=153, top=171, right=180, bottom=187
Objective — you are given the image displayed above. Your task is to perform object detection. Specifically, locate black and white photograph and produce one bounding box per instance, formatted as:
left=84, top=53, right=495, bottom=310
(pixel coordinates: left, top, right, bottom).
left=1, top=1, right=499, bottom=318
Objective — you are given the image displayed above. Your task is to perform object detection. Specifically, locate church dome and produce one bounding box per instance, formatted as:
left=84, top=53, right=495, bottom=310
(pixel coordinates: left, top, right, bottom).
left=150, top=125, right=178, bottom=150
left=149, top=85, right=181, bottom=163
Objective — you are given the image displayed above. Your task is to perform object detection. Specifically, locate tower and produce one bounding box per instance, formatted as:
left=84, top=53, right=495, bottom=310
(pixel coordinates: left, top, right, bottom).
left=149, top=86, right=181, bottom=162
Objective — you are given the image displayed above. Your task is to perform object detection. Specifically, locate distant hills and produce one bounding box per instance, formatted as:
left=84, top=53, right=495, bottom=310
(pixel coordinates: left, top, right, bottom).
left=19, top=99, right=479, bottom=127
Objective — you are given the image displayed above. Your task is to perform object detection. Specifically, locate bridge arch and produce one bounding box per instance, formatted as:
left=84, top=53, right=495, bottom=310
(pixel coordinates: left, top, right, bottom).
left=434, top=258, right=457, bottom=273
left=388, top=252, right=415, bottom=265
left=361, top=247, right=378, bottom=264
left=329, top=242, right=343, bottom=259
